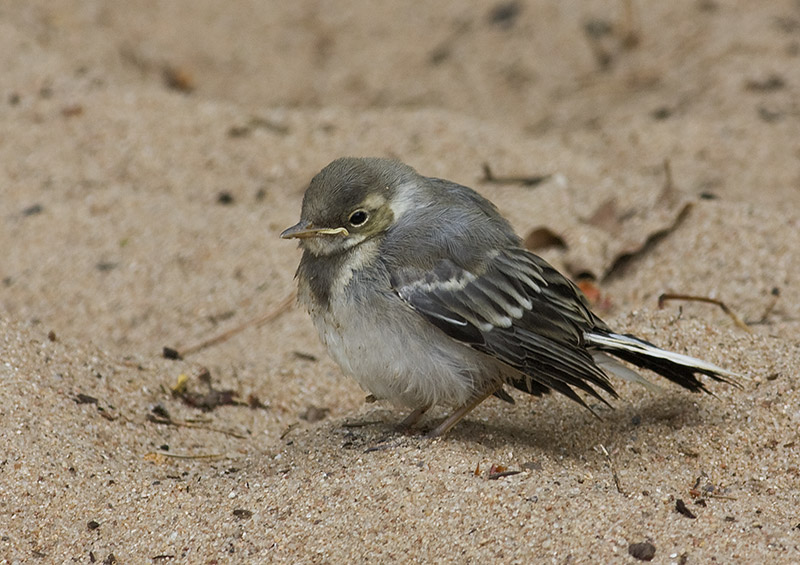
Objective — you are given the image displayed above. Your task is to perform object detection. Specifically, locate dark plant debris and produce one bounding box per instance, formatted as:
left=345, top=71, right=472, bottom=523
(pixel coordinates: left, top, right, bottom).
left=487, top=1, right=522, bottom=29
left=293, top=350, right=318, bottom=362
left=689, top=472, right=737, bottom=500
left=651, top=106, right=672, bottom=120
left=162, top=346, right=182, bottom=360
left=675, top=498, right=696, bottom=519
left=147, top=403, right=247, bottom=439
left=599, top=160, right=691, bottom=282
left=481, top=163, right=550, bottom=187
left=582, top=2, right=640, bottom=71
left=487, top=463, right=521, bottom=480
left=247, top=393, right=268, bottom=409
left=216, top=191, right=235, bottom=205
left=228, top=116, right=290, bottom=138
left=172, top=368, right=243, bottom=412
left=22, top=203, right=44, bottom=216
left=473, top=463, right=522, bottom=480
left=601, top=202, right=692, bottom=282
left=233, top=509, right=253, bottom=520
left=75, top=393, right=99, bottom=405
left=744, top=74, right=785, bottom=92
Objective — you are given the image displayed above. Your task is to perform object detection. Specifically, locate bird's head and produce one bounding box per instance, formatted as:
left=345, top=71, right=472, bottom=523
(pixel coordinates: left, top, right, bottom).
left=281, top=157, right=419, bottom=256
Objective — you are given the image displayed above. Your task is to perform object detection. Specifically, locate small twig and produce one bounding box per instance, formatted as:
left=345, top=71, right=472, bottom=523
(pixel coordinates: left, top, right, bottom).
left=481, top=163, right=550, bottom=187
left=147, top=413, right=248, bottom=439
left=364, top=440, right=401, bottom=453
left=658, top=293, right=751, bottom=332
left=749, top=287, right=780, bottom=326
left=598, top=444, right=623, bottom=494
left=280, top=422, right=299, bottom=440
left=145, top=451, right=225, bottom=460
left=340, top=419, right=382, bottom=428
left=487, top=470, right=522, bottom=480
left=166, top=290, right=296, bottom=358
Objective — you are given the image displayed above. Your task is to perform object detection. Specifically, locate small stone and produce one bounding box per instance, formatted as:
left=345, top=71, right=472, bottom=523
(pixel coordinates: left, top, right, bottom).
left=628, top=541, right=656, bottom=561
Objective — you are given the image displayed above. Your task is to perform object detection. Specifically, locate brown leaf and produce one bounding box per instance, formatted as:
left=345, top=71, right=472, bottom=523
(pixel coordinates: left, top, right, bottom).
left=488, top=463, right=507, bottom=475
left=576, top=279, right=613, bottom=313
left=162, top=65, right=195, bottom=93
left=584, top=197, right=621, bottom=233
left=565, top=160, right=695, bottom=283
left=523, top=227, right=567, bottom=252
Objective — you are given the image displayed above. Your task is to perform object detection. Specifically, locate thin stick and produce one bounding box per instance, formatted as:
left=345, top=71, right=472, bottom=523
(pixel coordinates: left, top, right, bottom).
left=147, top=414, right=248, bottom=439
left=658, top=293, right=751, bottom=332
left=599, top=444, right=623, bottom=494
left=749, top=287, right=780, bottom=326
left=169, top=290, right=296, bottom=358
left=145, top=451, right=225, bottom=460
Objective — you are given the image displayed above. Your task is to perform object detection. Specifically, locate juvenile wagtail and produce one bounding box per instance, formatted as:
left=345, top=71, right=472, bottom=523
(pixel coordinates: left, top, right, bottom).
left=282, top=157, right=739, bottom=437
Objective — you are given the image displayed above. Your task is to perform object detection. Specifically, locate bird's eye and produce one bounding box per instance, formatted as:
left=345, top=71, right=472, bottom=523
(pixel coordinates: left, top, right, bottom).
left=348, top=209, right=369, bottom=227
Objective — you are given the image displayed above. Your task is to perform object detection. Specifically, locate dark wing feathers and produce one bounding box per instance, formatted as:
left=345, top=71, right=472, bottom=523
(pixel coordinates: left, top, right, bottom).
left=392, top=248, right=617, bottom=406
left=407, top=291, right=484, bottom=345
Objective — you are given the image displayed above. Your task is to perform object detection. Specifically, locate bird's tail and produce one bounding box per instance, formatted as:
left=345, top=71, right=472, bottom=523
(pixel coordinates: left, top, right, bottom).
left=585, top=331, right=742, bottom=393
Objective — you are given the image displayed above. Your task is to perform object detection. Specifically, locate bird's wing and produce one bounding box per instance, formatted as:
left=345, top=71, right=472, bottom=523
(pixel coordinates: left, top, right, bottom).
left=391, top=247, right=618, bottom=408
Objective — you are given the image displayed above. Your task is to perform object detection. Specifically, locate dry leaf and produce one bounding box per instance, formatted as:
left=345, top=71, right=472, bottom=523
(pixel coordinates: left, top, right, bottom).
left=524, top=227, right=567, bottom=252
left=584, top=197, right=621, bottom=233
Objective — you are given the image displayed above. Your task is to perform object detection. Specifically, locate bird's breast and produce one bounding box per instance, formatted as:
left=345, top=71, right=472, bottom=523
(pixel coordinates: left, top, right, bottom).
left=297, top=250, right=491, bottom=409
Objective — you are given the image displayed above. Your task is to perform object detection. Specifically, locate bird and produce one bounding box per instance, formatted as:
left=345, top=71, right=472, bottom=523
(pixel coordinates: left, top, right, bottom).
left=281, top=157, right=740, bottom=437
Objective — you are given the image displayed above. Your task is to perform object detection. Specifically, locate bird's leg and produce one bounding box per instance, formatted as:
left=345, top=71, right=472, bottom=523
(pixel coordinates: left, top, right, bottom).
left=427, top=386, right=498, bottom=438
left=397, top=405, right=429, bottom=432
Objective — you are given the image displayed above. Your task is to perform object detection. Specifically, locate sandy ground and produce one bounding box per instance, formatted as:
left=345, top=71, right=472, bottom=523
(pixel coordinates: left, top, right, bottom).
left=2, top=1, right=799, bottom=563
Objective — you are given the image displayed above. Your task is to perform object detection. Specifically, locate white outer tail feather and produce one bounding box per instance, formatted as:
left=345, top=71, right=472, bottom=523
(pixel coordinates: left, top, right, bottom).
left=585, top=332, right=743, bottom=383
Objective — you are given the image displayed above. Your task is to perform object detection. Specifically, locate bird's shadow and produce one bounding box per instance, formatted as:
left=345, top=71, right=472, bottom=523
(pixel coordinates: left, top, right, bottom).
left=338, top=392, right=730, bottom=461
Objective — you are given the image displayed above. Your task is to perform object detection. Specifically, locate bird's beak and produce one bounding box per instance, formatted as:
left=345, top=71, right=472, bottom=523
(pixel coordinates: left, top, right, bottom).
left=280, top=220, right=349, bottom=239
